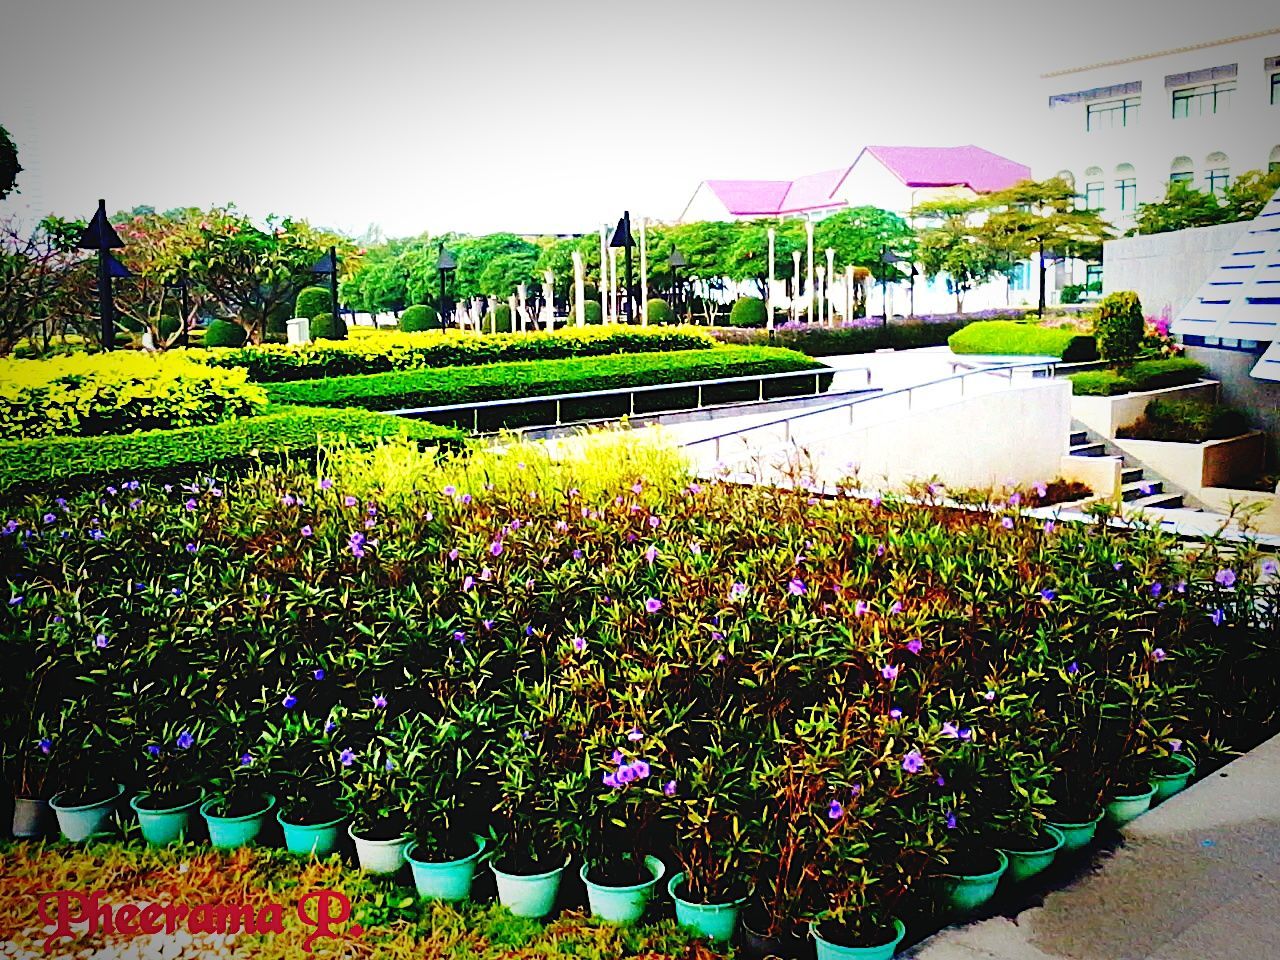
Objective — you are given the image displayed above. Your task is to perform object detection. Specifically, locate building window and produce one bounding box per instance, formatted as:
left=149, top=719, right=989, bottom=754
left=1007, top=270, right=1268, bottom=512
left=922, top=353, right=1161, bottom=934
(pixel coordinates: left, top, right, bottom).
left=1270, top=146, right=1280, bottom=173
left=1008, top=261, right=1031, bottom=292
left=1086, top=97, right=1140, bottom=131
left=1272, top=72, right=1279, bottom=105
left=1205, top=168, right=1230, bottom=194
left=1169, top=171, right=1194, bottom=184
left=1172, top=81, right=1235, bottom=118
left=1116, top=177, right=1137, bottom=210
left=1085, top=181, right=1104, bottom=210
left=1085, top=263, right=1103, bottom=291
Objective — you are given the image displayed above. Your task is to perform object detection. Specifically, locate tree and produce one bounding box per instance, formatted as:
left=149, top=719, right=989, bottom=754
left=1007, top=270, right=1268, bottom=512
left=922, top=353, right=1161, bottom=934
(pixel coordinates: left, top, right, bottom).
left=1130, top=181, right=1229, bottom=236
left=1221, top=167, right=1280, bottom=222
left=112, top=209, right=211, bottom=348
left=724, top=219, right=805, bottom=298
left=666, top=221, right=739, bottom=323
left=911, top=196, right=1000, bottom=313
left=450, top=234, right=540, bottom=300
left=981, top=177, right=1112, bottom=315
left=0, top=215, right=93, bottom=355
left=0, top=124, right=21, bottom=201
left=814, top=207, right=914, bottom=279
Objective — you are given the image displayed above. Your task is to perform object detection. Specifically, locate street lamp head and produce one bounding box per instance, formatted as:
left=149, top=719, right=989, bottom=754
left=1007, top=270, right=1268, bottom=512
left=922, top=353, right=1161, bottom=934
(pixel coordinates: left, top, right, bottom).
left=77, top=200, right=124, bottom=251
left=879, top=248, right=904, bottom=265
left=436, top=243, right=457, bottom=272
left=609, top=215, right=634, bottom=249
left=667, top=248, right=687, bottom=269
left=310, top=250, right=337, bottom=275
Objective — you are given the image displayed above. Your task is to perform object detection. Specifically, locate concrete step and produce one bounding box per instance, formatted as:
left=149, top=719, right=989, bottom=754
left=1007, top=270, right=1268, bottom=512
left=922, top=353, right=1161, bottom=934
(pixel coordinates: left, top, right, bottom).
left=1070, top=442, right=1107, bottom=457
left=1069, top=430, right=1088, bottom=446
left=1121, top=467, right=1145, bottom=484
left=1122, top=480, right=1162, bottom=502
left=1130, top=492, right=1185, bottom=510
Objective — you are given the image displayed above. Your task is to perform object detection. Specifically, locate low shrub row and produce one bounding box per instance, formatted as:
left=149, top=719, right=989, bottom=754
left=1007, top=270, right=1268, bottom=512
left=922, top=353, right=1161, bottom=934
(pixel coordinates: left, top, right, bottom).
left=947, top=321, right=1099, bottom=361
left=0, top=407, right=462, bottom=495
left=1118, top=398, right=1252, bottom=443
left=710, top=319, right=972, bottom=357
left=207, top=325, right=718, bottom=382
left=1069, top=358, right=1207, bottom=397
left=262, top=347, right=829, bottom=430
left=0, top=351, right=267, bottom=440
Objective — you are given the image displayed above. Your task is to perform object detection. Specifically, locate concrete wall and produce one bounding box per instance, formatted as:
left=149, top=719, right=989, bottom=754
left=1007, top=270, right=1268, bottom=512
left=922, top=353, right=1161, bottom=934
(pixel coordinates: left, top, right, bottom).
left=1103, top=221, right=1251, bottom=317
left=1112, top=431, right=1265, bottom=490
left=1071, top=380, right=1220, bottom=437
left=1185, top=345, right=1280, bottom=469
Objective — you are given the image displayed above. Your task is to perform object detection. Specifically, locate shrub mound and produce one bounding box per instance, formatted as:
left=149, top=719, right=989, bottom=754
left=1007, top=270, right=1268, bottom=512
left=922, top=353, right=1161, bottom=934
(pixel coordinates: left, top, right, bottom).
left=646, top=298, right=674, bottom=325
left=1069, top=358, right=1206, bottom=397
left=202, top=319, right=247, bottom=348
left=1118, top=398, right=1251, bottom=443
left=294, top=286, right=332, bottom=321
left=1095, top=291, right=1145, bottom=363
left=400, top=304, right=439, bottom=332
left=729, top=297, right=768, bottom=328
left=583, top=300, right=603, bottom=324
left=309, top=312, right=348, bottom=341
left=208, top=325, right=718, bottom=382
left=0, top=352, right=267, bottom=440
left=948, top=321, right=1098, bottom=361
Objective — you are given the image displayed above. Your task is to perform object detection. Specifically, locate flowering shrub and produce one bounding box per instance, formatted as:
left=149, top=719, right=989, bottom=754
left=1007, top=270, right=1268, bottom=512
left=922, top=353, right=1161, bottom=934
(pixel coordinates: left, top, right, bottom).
left=2, top=434, right=1276, bottom=933
left=0, top=352, right=267, bottom=439
left=205, top=325, right=718, bottom=382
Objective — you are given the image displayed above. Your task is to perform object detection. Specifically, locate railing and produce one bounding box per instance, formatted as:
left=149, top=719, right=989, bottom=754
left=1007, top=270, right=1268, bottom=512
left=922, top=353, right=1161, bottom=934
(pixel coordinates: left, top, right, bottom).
left=684, top=358, right=1061, bottom=462
left=389, top=365, right=873, bottom=434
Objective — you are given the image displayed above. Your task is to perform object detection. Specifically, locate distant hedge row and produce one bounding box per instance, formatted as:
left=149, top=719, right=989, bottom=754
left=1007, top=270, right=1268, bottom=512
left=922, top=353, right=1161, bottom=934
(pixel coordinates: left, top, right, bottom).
left=0, top=407, right=462, bottom=496
left=710, top=320, right=972, bottom=357
left=206, top=325, right=718, bottom=382
left=1068, top=357, right=1207, bottom=396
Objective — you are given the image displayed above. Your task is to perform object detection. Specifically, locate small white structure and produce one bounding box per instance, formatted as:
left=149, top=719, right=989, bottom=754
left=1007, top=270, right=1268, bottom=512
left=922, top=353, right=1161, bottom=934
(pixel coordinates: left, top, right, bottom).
left=286, top=317, right=310, bottom=345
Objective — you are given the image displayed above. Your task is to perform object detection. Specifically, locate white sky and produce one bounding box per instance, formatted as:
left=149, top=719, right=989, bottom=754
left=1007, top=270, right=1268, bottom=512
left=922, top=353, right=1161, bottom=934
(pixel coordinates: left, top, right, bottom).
left=2, top=0, right=1276, bottom=238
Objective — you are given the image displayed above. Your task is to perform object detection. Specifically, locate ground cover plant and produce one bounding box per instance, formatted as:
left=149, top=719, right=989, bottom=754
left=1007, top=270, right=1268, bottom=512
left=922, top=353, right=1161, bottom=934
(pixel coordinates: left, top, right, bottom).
left=947, top=321, right=1098, bottom=361
left=1118, top=398, right=1252, bottom=443
left=1067, top=358, right=1206, bottom=397
left=3, top=433, right=1276, bottom=949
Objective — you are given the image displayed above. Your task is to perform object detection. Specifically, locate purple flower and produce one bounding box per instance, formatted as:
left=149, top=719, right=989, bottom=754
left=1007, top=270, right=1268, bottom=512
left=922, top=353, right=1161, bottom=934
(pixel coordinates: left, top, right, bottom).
left=889, top=707, right=903, bottom=719
left=184, top=499, right=197, bottom=511
left=483, top=619, right=494, bottom=631
left=643, top=545, right=658, bottom=565
left=572, top=637, right=587, bottom=652
left=463, top=575, right=474, bottom=591
left=300, top=525, right=313, bottom=537
left=52, top=615, right=63, bottom=624
left=338, top=748, right=355, bottom=767
left=906, top=639, right=922, bottom=655
left=372, top=694, right=387, bottom=709
left=145, top=744, right=161, bottom=757
left=319, top=478, right=333, bottom=490
left=448, top=548, right=459, bottom=561
left=453, top=630, right=466, bottom=643
left=945, top=811, right=958, bottom=830
left=1009, top=493, right=1021, bottom=507
left=571, top=549, right=583, bottom=560
left=348, top=532, right=366, bottom=558
left=1040, top=589, right=1056, bottom=602
left=902, top=750, right=925, bottom=774
left=240, top=752, right=254, bottom=767
left=94, top=633, right=109, bottom=649
left=827, top=800, right=844, bottom=820
left=663, top=780, right=677, bottom=797
left=324, top=720, right=337, bottom=734
left=648, top=515, right=660, bottom=529
left=8, top=595, right=23, bottom=606
left=490, top=540, right=503, bottom=557
left=1151, top=648, right=1167, bottom=662
left=788, top=578, right=807, bottom=596
left=1067, top=660, right=1080, bottom=675
left=1215, top=568, right=1237, bottom=588
left=38, top=737, right=52, bottom=755
left=313, top=668, right=326, bottom=681
left=385, top=758, right=397, bottom=771
left=282, top=693, right=298, bottom=709
left=983, top=690, right=997, bottom=702
left=1001, top=517, right=1015, bottom=530
left=603, top=772, right=620, bottom=788
left=1262, top=560, right=1278, bottom=577
left=344, top=496, right=357, bottom=507
left=628, top=728, right=644, bottom=741
left=175, top=730, right=194, bottom=750
left=645, top=598, right=663, bottom=614
left=880, top=663, right=899, bottom=681
left=43, top=513, right=56, bottom=525
left=729, top=582, right=747, bottom=601
left=442, top=485, right=456, bottom=497
left=1210, top=608, right=1225, bottom=626
left=888, top=601, right=903, bottom=615
left=1169, top=738, right=1183, bottom=752
left=854, top=600, right=870, bottom=617
left=281, top=494, right=296, bottom=507
left=632, top=760, right=650, bottom=779
left=185, top=542, right=197, bottom=554
left=941, top=722, right=960, bottom=738
left=1150, top=582, right=1163, bottom=597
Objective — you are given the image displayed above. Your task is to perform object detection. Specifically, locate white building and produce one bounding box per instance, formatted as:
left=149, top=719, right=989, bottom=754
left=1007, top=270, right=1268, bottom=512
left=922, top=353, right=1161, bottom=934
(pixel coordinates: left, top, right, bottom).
left=1033, top=27, right=1280, bottom=245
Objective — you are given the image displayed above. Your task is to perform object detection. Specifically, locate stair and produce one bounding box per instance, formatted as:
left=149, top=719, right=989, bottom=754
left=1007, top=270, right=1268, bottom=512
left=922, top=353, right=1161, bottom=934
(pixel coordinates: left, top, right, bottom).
left=1067, top=421, right=1201, bottom=512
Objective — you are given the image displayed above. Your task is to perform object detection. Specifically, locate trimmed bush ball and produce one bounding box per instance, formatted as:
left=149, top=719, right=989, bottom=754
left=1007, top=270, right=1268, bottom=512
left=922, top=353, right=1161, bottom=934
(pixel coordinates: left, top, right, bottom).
left=492, top=304, right=513, bottom=334
left=646, top=298, right=674, bottom=325
left=729, top=297, right=768, bottom=329
left=1095, top=291, right=1144, bottom=363
left=203, top=319, right=247, bottom=348
left=399, top=303, right=439, bottom=332
left=309, top=312, right=348, bottom=341
left=294, top=286, right=332, bottom=321
left=583, top=301, right=603, bottom=324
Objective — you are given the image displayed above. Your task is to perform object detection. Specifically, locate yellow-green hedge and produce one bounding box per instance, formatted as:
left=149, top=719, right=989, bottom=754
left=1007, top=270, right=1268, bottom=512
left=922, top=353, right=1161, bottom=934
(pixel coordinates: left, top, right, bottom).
left=0, top=352, right=268, bottom=440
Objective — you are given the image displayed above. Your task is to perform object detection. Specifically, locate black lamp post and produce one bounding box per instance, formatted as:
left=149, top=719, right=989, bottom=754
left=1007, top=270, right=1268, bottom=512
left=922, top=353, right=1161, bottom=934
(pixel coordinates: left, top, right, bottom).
left=610, top=212, right=635, bottom=322
left=310, top=246, right=340, bottom=325
left=1037, top=240, right=1059, bottom=317
left=878, top=247, right=905, bottom=328
left=667, top=247, right=687, bottom=320
left=436, top=243, right=457, bottom=332
left=76, top=199, right=126, bottom=351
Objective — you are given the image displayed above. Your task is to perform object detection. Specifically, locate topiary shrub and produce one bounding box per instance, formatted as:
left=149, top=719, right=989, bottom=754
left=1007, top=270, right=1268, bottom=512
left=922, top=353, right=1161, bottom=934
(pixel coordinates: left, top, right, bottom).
left=583, top=301, right=603, bottom=324
left=645, top=298, right=674, bottom=325
left=294, top=286, right=332, bottom=321
left=309, top=312, right=348, bottom=341
left=492, top=304, right=513, bottom=334
left=203, top=319, right=247, bottom=348
left=399, top=303, right=439, bottom=332
left=729, top=297, right=768, bottom=329
left=1095, top=291, right=1144, bottom=363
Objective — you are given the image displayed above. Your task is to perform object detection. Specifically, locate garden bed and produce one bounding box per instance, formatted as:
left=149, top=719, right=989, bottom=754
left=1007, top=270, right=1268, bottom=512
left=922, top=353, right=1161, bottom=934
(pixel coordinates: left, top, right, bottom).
left=947, top=321, right=1098, bottom=361
left=1070, top=380, right=1219, bottom=439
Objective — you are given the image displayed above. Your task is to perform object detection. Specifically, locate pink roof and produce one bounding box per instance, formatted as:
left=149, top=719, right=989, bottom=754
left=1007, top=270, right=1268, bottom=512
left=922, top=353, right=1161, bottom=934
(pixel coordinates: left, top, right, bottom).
left=778, top=167, right=851, bottom=214
left=703, top=179, right=792, bottom=216
left=862, top=145, right=1031, bottom=194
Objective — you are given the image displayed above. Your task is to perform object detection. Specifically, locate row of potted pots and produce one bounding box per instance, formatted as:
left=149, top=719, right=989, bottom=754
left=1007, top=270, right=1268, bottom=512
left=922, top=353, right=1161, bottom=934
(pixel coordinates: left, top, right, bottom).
left=941, top=755, right=1196, bottom=917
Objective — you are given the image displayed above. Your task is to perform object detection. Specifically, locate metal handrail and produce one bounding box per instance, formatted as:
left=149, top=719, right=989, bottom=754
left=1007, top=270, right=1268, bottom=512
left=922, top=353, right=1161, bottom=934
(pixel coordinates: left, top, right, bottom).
left=685, top=358, right=1060, bottom=457
left=389, top=365, right=873, bottom=432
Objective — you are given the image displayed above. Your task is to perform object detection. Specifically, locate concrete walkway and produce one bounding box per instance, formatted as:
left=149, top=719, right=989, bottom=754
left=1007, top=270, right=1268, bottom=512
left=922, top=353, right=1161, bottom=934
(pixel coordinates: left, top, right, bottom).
left=911, top=732, right=1280, bottom=960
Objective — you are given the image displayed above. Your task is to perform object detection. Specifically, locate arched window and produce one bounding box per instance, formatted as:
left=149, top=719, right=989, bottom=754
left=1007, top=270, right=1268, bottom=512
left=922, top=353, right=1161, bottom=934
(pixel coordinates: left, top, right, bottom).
left=1169, top=156, right=1194, bottom=185
left=1055, top=170, right=1075, bottom=190
left=1115, top=163, right=1137, bottom=212
left=1204, top=152, right=1230, bottom=195
left=1084, top=166, right=1104, bottom=210
left=1269, top=145, right=1280, bottom=173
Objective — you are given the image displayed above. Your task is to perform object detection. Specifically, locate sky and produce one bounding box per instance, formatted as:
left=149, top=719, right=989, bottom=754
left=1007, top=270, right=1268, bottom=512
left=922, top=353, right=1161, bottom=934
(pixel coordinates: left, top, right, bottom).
left=1, top=0, right=1277, bottom=239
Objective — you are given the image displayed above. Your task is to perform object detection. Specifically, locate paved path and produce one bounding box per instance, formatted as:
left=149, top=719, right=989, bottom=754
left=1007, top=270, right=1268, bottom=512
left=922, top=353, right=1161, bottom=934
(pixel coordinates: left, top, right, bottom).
left=910, top=732, right=1280, bottom=960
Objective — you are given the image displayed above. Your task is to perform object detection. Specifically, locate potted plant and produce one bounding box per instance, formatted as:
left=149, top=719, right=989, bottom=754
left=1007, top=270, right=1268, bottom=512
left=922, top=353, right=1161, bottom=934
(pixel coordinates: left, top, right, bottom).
left=340, top=710, right=414, bottom=877
left=9, top=727, right=56, bottom=839
left=262, top=710, right=347, bottom=857
left=129, top=720, right=207, bottom=845
left=1149, top=741, right=1196, bottom=802
left=199, top=747, right=276, bottom=849
left=47, top=702, right=123, bottom=843
left=401, top=708, right=495, bottom=902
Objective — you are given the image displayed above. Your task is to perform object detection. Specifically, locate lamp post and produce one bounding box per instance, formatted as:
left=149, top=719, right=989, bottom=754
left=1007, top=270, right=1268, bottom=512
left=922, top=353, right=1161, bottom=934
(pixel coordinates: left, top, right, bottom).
left=76, top=199, right=126, bottom=351
left=1036, top=240, right=1059, bottom=317
left=878, top=247, right=905, bottom=328
left=667, top=247, right=687, bottom=320
left=310, top=246, right=341, bottom=328
left=610, top=211, right=635, bottom=322
left=436, top=243, right=457, bottom=331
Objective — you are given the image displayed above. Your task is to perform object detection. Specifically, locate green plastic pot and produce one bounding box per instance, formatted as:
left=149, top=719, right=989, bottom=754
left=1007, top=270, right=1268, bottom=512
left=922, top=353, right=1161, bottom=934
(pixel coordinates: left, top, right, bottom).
left=50, top=785, right=123, bottom=842
left=199, top=794, right=275, bottom=849
left=491, top=858, right=568, bottom=919
left=130, top=793, right=201, bottom=845
left=810, top=918, right=906, bottom=960
left=277, top=809, right=345, bottom=857
left=998, top=826, right=1064, bottom=884
left=941, top=850, right=1008, bottom=913
left=1151, top=755, right=1195, bottom=802
left=667, top=872, right=748, bottom=942
left=1047, top=812, right=1103, bottom=853
left=348, top=823, right=411, bottom=876
left=580, top=855, right=665, bottom=924
left=1105, top=784, right=1157, bottom=827
left=406, top=837, right=486, bottom=902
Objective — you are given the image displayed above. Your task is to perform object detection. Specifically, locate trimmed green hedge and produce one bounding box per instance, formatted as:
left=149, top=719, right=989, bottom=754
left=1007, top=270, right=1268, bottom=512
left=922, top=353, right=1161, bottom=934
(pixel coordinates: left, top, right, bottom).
left=711, top=320, right=972, bottom=357
left=294, top=286, right=332, bottom=320
left=729, top=297, right=768, bottom=328
left=0, top=408, right=462, bottom=496
left=308, top=311, right=347, bottom=341
left=399, top=303, right=438, bottom=332
left=1069, top=357, right=1206, bottom=396
left=263, top=346, right=829, bottom=430
left=646, top=298, right=674, bottom=325
left=202, top=319, right=246, bottom=348
left=948, top=321, right=1098, bottom=361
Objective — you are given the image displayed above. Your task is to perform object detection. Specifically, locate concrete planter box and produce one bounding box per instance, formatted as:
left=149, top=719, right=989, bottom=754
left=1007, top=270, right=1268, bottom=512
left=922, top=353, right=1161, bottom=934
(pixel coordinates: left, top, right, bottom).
left=1111, top=431, right=1265, bottom=493
left=1071, top=380, right=1219, bottom=439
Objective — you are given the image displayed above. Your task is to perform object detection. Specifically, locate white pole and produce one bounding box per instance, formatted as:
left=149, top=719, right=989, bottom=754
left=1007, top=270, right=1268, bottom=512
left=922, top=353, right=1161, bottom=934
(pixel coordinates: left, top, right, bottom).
left=825, top=248, right=835, bottom=326
left=767, top=226, right=776, bottom=332
left=816, top=266, right=826, bottom=329
left=507, top=294, right=518, bottom=334
left=543, top=270, right=555, bottom=332
left=573, top=250, right=586, bottom=327
left=517, top=283, right=528, bottom=333
left=845, top=265, right=854, bottom=323
left=805, top=220, right=815, bottom=324
left=791, top=250, right=802, bottom=323
left=599, top=226, right=608, bottom=324
left=639, top=217, right=649, bottom=326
